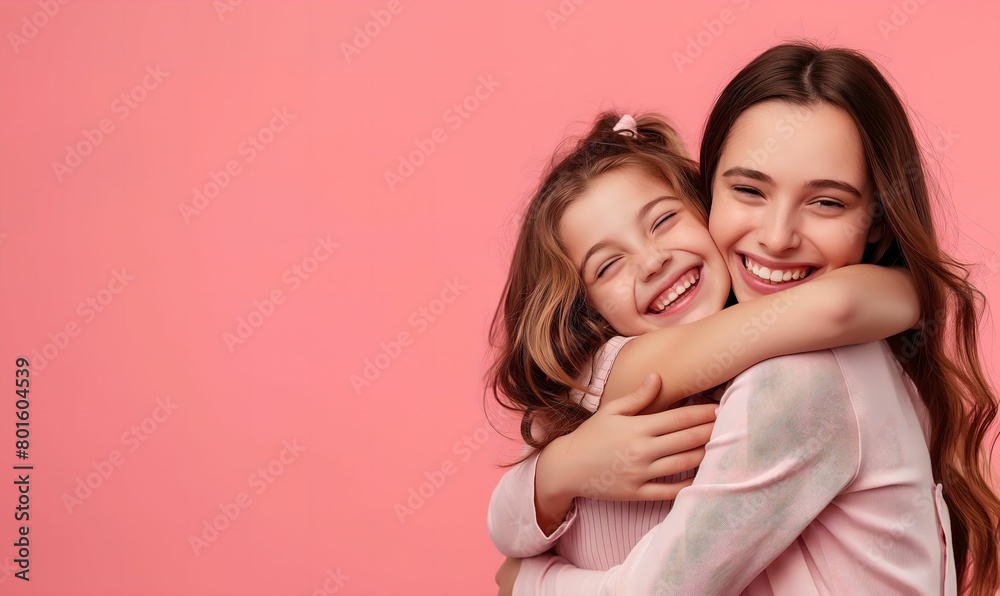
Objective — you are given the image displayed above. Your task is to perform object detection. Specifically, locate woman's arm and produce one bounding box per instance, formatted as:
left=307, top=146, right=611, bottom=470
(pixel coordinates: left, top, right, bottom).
left=603, top=264, right=917, bottom=412
left=509, top=265, right=911, bottom=555
left=528, top=265, right=910, bottom=547
left=513, top=352, right=862, bottom=595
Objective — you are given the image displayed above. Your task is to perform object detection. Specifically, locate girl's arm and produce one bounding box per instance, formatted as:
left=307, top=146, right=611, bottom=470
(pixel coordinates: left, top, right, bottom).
left=603, top=264, right=917, bottom=412
left=512, top=351, right=862, bottom=596
left=489, top=376, right=717, bottom=555
left=488, top=449, right=577, bottom=558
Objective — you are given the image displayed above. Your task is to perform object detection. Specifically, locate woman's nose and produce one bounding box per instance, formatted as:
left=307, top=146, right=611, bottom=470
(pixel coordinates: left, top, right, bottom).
left=756, top=208, right=800, bottom=255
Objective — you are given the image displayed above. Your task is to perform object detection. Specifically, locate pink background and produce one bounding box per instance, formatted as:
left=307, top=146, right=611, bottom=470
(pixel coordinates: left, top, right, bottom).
left=1, top=1, right=998, bottom=594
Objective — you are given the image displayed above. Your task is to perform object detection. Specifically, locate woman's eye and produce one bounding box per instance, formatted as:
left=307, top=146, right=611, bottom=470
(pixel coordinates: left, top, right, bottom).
left=596, top=258, right=620, bottom=279
left=814, top=199, right=846, bottom=209
left=733, top=186, right=763, bottom=197
left=652, top=212, right=676, bottom=230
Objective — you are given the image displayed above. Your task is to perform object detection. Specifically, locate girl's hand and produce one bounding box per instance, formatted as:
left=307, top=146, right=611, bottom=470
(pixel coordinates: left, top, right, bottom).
left=496, top=557, right=521, bottom=596
left=534, top=373, right=716, bottom=530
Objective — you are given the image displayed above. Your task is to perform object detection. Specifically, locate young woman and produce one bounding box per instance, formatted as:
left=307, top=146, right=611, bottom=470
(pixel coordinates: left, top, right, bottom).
left=498, top=43, right=1000, bottom=596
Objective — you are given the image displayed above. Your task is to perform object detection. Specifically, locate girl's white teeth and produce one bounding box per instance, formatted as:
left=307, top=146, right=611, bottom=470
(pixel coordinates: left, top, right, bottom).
left=743, top=256, right=810, bottom=284
left=651, top=271, right=700, bottom=313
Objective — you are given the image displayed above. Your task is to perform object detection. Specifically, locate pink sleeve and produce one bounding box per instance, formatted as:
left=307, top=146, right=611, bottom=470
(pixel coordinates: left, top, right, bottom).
left=514, top=351, right=862, bottom=595
left=487, top=448, right=581, bottom=557
left=514, top=554, right=621, bottom=596
left=486, top=336, right=636, bottom=558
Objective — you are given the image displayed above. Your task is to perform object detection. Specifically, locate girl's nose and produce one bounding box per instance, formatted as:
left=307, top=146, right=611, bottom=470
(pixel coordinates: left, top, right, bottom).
left=639, top=245, right=671, bottom=281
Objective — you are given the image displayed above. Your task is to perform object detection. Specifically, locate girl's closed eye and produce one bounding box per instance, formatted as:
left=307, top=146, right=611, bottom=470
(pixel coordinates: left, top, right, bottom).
left=652, top=212, right=677, bottom=231
left=594, top=212, right=679, bottom=280
left=596, top=257, right=622, bottom=280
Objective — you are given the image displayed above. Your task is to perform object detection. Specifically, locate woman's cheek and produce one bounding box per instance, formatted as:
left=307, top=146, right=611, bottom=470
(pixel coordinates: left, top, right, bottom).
left=708, top=209, right=738, bottom=253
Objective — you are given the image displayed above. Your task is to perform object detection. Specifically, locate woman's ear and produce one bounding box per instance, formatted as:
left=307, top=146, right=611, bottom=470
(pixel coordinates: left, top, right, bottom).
left=866, top=199, right=885, bottom=244
left=866, top=220, right=884, bottom=244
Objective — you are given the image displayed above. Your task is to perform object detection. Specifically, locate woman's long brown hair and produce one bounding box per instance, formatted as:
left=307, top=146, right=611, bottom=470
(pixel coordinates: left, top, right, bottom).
left=699, top=42, right=1000, bottom=596
left=487, top=112, right=705, bottom=460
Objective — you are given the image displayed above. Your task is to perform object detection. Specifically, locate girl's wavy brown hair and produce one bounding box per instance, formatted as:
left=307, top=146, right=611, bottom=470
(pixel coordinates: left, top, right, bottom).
left=487, top=112, right=703, bottom=461
left=699, top=41, right=1000, bottom=596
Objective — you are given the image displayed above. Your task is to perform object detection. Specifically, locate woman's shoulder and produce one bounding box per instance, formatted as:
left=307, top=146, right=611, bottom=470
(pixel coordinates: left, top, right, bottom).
left=721, top=347, right=862, bottom=477
left=730, top=341, right=902, bottom=424
left=727, top=348, right=854, bottom=418
left=739, top=346, right=845, bottom=382
left=740, top=340, right=893, bottom=381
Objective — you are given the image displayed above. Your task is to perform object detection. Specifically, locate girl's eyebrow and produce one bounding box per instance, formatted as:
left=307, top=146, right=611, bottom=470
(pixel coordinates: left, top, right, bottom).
left=579, top=195, right=679, bottom=275
left=722, top=167, right=862, bottom=197
left=637, top=195, right=678, bottom=220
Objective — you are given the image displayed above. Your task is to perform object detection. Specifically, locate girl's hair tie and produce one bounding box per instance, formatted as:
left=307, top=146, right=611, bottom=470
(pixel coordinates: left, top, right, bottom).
left=612, top=114, right=638, bottom=138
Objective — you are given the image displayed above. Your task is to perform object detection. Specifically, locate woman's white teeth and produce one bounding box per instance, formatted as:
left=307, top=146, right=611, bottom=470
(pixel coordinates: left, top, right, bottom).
left=651, top=271, right=699, bottom=313
left=743, top=256, right=810, bottom=284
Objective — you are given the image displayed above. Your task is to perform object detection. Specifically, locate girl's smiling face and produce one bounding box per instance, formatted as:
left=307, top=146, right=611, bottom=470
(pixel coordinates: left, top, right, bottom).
left=559, top=166, right=730, bottom=336
left=708, top=100, right=882, bottom=303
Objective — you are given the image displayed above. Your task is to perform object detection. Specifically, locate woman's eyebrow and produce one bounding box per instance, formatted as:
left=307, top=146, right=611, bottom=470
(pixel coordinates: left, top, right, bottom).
left=723, top=167, right=862, bottom=197
left=721, top=166, right=772, bottom=183
left=806, top=179, right=862, bottom=197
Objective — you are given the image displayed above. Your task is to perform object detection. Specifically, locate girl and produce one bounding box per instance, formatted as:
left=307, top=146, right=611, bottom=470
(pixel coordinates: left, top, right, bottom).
left=502, top=43, right=1000, bottom=596
left=486, top=111, right=920, bottom=573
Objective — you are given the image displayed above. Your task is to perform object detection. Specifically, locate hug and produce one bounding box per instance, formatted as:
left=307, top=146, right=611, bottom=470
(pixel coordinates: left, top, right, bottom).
left=486, top=41, right=1000, bottom=595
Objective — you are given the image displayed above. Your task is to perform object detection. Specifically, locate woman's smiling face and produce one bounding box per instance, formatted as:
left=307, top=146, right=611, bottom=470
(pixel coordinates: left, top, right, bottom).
left=559, top=166, right=730, bottom=337
left=708, top=100, right=881, bottom=303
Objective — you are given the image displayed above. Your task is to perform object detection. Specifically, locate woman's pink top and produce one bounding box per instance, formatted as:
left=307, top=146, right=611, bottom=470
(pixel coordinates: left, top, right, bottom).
left=487, top=335, right=700, bottom=568
left=501, top=341, right=958, bottom=595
